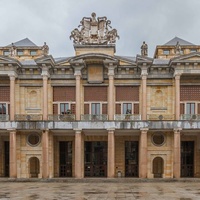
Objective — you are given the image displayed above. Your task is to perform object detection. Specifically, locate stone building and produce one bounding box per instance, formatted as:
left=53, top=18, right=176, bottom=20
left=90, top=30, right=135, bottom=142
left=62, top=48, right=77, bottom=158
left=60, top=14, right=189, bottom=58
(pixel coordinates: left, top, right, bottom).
left=0, top=13, right=200, bottom=179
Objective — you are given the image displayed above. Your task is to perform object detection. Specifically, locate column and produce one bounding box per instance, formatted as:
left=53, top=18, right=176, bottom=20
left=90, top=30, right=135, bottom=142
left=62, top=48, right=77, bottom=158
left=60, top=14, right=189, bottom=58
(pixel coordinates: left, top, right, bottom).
left=141, top=74, right=147, bottom=120
left=139, top=128, right=148, bottom=178
left=107, top=129, right=115, bottom=178
left=175, top=74, right=181, bottom=120
left=9, top=129, right=17, bottom=178
left=75, top=73, right=81, bottom=120
left=173, top=128, right=181, bottom=178
left=42, top=75, right=48, bottom=120
left=74, top=129, right=84, bottom=178
left=108, top=74, right=115, bottom=120
left=42, top=129, right=49, bottom=178
left=9, top=75, right=16, bottom=121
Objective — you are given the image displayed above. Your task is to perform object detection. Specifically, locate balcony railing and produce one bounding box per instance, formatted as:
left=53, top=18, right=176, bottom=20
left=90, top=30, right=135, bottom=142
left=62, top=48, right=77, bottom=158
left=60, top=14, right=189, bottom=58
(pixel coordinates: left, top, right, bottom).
left=0, top=115, right=9, bottom=121
left=81, top=114, right=108, bottom=121
left=147, top=114, right=175, bottom=120
left=48, top=114, right=75, bottom=121
left=180, top=114, right=200, bottom=120
left=114, top=114, right=141, bottom=121
left=15, top=114, right=43, bottom=121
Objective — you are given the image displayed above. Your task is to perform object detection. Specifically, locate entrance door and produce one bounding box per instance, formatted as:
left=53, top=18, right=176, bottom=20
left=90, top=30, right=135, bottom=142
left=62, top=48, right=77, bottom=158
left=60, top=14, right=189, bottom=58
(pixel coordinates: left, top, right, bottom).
left=59, top=141, right=72, bottom=177
left=29, top=157, right=40, bottom=178
left=85, top=141, right=107, bottom=177
left=181, top=141, right=194, bottom=177
left=153, top=157, right=164, bottom=178
left=4, top=141, right=9, bottom=177
left=125, top=141, right=138, bottom=177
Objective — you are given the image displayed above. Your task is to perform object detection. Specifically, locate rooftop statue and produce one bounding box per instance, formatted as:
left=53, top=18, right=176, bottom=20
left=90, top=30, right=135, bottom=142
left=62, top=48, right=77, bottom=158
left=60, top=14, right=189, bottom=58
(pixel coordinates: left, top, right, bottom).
left=141, top=41, right=148, bottom=56
left=10, top=43, right=17, bottom=57
left=70, top=12, right=119, bottom=45
left=42, top=42, right=49, bottom=55
left=175, top=41, right=181, bottom=55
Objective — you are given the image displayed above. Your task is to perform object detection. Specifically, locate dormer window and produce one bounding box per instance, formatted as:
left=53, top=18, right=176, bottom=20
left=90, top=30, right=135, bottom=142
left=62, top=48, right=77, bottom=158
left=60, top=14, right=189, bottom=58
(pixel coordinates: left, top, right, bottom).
left=3, top=50, right=9, bottom=56
left=17, top=50, right=24, bottom=56
left=30, top=50, right=37, bottom=56
left=163, top=50, right=170, bottom=55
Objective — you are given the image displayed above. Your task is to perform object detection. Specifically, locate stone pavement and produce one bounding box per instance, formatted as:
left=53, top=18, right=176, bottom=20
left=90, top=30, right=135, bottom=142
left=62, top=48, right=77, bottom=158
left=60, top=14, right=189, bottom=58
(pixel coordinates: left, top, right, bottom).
left=0, top=179, right=200, bottom=199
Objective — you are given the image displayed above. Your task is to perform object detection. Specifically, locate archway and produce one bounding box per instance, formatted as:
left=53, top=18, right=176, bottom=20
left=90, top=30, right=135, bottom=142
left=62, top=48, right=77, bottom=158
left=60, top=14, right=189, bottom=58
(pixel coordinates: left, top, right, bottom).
left=29, top=157, right=40, bottom=178
left=153, top=157, right=164, bottom=178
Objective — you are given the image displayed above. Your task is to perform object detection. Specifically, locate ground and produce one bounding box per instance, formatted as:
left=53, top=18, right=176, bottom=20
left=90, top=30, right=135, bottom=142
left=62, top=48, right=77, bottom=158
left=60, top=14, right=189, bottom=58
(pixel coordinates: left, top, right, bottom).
left=0, top=179, right=200, bottom=199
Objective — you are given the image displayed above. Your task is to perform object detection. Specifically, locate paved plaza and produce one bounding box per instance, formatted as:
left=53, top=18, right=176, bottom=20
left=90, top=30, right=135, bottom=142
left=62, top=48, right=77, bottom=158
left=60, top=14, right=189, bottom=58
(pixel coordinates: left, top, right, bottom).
left=0, top=180, right=200, bottom=199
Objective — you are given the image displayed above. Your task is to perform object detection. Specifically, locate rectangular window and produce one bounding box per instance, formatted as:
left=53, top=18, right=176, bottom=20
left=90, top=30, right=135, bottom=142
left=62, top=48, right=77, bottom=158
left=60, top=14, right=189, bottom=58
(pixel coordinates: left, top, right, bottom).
left=30, top=50, right=37, bottom=56
left=3, top=51, right=9, bottom=56
left=186, top=103, right=195, bottom=114
left=163, top=50, right=170, bottom=55
left=60, top=103, right=69, bottom=114
left=190, top=49, right=197, bottom=53
left=123, top=103, right=132, bottom=114
left=17, top=50, right=24, bottom=56
left=91, top=103, right=100, bottom=115
left=0, top=103, right=6, bottom=114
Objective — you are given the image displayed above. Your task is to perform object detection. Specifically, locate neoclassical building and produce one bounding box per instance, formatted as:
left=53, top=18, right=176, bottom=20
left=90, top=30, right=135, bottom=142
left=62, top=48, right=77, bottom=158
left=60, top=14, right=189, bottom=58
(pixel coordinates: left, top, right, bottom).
left=0, top=13, right=200, bottom=179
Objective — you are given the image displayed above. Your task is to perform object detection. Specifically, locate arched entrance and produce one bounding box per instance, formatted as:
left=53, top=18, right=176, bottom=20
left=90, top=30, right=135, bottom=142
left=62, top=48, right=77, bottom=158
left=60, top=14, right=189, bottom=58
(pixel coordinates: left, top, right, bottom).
left=153, top=157, right=164, bottom=178
left=29, top=157, right=40, bottom=178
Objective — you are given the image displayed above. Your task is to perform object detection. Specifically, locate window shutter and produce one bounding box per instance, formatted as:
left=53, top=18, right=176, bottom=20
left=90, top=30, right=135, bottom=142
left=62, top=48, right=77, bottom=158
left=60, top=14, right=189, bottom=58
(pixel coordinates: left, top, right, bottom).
left=53, top=104, right=58, bottom=114
left=116, top=104, right=121, bottom=114
left=84, top=104, right=89, bottom=114
left=134, top=104, right=139, bottom=114
left=71, top=104, right=76, bottom=115
left=102, top=104, right=107, bottom=114
left=198, top=103, right=200, bottom=114
left=180, top=103, right=185, bottom=115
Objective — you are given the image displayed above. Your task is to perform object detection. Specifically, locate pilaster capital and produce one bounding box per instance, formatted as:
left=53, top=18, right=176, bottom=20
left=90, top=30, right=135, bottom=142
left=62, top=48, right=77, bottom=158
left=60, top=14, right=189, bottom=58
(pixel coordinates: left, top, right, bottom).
left=42, top=129, right=49, bottom=133
left=107, top=128, right=115, bottom=133
left=173, top=128, right=182, bottom=133
left=141, top=69, right=148, bottom=79
left=7, top=129, right=17, bottom=133
left=41, top=70, right=50, bottom=78
left=173, top=72, right=182, bottom=79
left=140, top=128, right=149, bottom=133
left=8, top=71, right=18, bottom=80
left=74, top=128, right=82, bottom=134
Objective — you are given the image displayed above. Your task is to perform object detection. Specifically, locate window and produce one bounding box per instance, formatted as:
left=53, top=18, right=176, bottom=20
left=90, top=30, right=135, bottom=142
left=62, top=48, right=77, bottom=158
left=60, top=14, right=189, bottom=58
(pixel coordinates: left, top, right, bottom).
left=123, top=103, right=132, bottom=114
left=3, top=50, right=9, bottom=56
left=0, top=103, right=6, bottom=114
left=30, top=50, right=37, bottom=56
left=163, top=50, right=170, bottom=55
left=91, top=103, right=100, bottom=115
left=27, top=133, right=41, bottom=147
left=60, top=103, right=69, bottom=114
left=17, top=50, right=24, bottom=56
left=190, top=49, right=197, bottom=53
left=186, top=103, right=195, bottom=114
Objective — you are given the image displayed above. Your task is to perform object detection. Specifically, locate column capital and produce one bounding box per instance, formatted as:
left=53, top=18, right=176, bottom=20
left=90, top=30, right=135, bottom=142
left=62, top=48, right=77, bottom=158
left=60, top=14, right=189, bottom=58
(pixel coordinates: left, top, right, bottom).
left=174, top=72, right=181, bottom=79
left=74, top=128, right=82, bottom=133
left=140, top=128, right=149, bottom=133
left=41, top=71, right=50, bottom=78
left=173, top=128, right=182, bottom=133
left=107, top=128, right=115, bottom=133
left=7, top=129, right=16, bottom=133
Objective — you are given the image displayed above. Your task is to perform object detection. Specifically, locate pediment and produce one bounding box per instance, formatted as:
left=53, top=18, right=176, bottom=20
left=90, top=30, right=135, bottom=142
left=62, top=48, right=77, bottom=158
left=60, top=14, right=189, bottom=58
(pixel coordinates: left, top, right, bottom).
left=115, top=56, right=136, bottom=66
left=0, top=56, right=21, bottom=67
left=171, top=52, right=200, bottom=62
left=35, top=55, right=55, bottom=66
left=136, top=55, right=153, bottom=63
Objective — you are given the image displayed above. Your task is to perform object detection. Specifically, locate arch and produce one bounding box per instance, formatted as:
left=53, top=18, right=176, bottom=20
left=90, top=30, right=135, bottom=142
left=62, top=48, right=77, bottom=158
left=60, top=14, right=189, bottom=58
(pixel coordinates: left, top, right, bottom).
left=29, top=157, right=40, bottom=178
left=153, top=157, right=164, bottom=178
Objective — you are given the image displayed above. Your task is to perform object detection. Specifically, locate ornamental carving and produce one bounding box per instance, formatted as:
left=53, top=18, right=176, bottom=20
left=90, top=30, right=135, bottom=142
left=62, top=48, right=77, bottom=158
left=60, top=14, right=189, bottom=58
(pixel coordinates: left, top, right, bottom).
left=70, top=12, right=119, bottom=45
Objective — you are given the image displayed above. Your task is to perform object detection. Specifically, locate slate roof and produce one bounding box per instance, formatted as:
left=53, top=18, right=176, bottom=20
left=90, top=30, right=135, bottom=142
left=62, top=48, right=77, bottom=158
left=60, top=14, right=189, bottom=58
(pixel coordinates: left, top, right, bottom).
left=115, top=55, right=136, bottom=62
left=153, top=59, right=170, bottom=65
left=164, top=37, right=195, bottom=46
left=7, top=38, right=37, bottom=47
left=20, top=60, right=37, bottom=65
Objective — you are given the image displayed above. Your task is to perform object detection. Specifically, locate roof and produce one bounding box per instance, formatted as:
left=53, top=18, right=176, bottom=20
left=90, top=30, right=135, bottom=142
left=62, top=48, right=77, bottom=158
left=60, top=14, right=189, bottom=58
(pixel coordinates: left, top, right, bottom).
left=163, top=37, right=195, bottom=46
left=7, top=38, right=38, bottom=47
left=20, top=60, right=37, bottom=65
left=115, top=55, right=136, bottom=62
left=153, top=59, right=170, bottom=65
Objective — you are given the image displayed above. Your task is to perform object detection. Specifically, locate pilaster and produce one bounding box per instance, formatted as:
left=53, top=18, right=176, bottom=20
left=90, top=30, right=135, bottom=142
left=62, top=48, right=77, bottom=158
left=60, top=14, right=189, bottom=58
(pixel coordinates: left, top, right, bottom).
left=42, top=129, right=49, bottom=178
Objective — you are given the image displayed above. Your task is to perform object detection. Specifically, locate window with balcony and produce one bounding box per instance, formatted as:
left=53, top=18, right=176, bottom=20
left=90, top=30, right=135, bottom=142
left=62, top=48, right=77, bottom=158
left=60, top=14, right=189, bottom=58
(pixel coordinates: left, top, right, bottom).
left=0, top=103, right=6, bottom=114
left=60, top=103, right=70, bottom=114
left=186, top=103, right=195, bottom=114
left=91, top=103, right=100, bottom=115
left=123, top=103, right=132, bottom=114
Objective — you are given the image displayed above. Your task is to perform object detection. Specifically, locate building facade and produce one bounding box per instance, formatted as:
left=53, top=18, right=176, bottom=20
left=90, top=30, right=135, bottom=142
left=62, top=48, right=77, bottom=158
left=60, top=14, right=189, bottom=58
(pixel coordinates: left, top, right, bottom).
left=0, top=13, right=200, bottom=179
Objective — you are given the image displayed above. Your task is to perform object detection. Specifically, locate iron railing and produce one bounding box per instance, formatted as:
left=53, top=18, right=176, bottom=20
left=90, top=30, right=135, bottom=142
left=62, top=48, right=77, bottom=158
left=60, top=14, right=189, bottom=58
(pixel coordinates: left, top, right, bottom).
left=48, top=114, right=75, bottom=121
left=0, top=114, right=9, bottom=121
left=81, top=114, right=108, bottom=121
left=15, top=114, right=43, bottom=121
left=147, top=114, right=175, bottom=120
left=180, top=114, right=200, bottom=120
left=114, top=114, right=141, bottom=121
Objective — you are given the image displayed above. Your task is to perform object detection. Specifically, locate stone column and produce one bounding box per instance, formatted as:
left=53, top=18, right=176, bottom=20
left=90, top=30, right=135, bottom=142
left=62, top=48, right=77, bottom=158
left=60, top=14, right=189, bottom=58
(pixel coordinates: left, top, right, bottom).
left=108, top=74, right=115, bottom=120
left=42, top=75, right=48, bottom=120
left=107, top=129, right=115, bottom=178
left=139, top=128, right=148, bottom=178
left=9, top=129, right=17, bottom=178
left=141, top=73, right=147, bottom=120
left=9, top=75, right=16, bottom=121
left=173, top=128, right=181, bottom=178
left=42, top=129, right=49, bottom=178
left=74, top=129, right=84, bottom=178
left=75, top=73, right=81, bottom=120
left=175, top=74, right=181, bottom=120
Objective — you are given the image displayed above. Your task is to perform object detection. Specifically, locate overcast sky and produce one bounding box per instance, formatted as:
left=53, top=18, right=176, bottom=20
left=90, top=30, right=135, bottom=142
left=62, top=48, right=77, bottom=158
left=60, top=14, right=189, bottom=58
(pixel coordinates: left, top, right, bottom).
left=0, top=0, right=200, bottom=58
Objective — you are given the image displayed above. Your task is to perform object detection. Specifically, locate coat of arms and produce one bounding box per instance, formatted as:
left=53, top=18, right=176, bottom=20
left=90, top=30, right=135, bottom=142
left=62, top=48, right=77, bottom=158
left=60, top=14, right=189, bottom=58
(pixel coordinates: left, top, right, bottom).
left=70, top=12, right=119, bottom=45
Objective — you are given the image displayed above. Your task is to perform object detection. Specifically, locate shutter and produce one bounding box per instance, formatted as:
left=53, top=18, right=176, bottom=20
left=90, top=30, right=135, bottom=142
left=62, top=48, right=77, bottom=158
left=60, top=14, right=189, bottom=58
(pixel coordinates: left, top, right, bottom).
left=134, top=103, right=139, bottom=114
left=116, top=104, right=121, bottom=114
left=102, top=104, right=107, bottom=114
left=8, top=104, right=10, bottom=115
left=53, top=104, right=58, bottom=114
left=180, top=103, right=185, bottom=115
left=198, top=103, right=200, bottom=114
left=84, top=104, right=89, bottom=114
left=71, top=104, right=76, bottom=115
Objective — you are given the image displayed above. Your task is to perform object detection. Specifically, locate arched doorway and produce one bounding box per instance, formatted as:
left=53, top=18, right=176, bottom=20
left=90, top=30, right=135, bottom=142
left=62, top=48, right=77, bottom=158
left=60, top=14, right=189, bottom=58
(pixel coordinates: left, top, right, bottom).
left=153, top=157, right=164, bottom=178
left=29, top=157, right=40, bottom=178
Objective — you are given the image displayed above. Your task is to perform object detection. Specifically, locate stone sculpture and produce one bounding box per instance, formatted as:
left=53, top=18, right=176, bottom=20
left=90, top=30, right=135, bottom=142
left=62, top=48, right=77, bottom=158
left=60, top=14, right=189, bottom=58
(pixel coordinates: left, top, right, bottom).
left=42, top=42, right=49, bottom=55
left=141, top=41, right=148, bottom=56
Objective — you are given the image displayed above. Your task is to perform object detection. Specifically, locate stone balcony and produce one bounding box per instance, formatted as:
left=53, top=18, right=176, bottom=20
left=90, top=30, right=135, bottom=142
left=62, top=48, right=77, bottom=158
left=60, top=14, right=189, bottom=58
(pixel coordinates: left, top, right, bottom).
left=48, top=114, right=75, bottom=121
left=114, top=114, right=141, bottom=121
left=180, top=114, right=200, bottom=120
left=14, top=114, right=43, bottom=121
left=0, top=115, right=9, bottom=121
left=81, top=114, right=108, bottom=121
left=147, top=114, right=175, bottom=120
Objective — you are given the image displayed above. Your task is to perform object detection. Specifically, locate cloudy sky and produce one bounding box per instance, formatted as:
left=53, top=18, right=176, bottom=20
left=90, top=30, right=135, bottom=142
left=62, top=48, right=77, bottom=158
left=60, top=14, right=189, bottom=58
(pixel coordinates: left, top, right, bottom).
left=0, top=0, right=200, bottom=58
